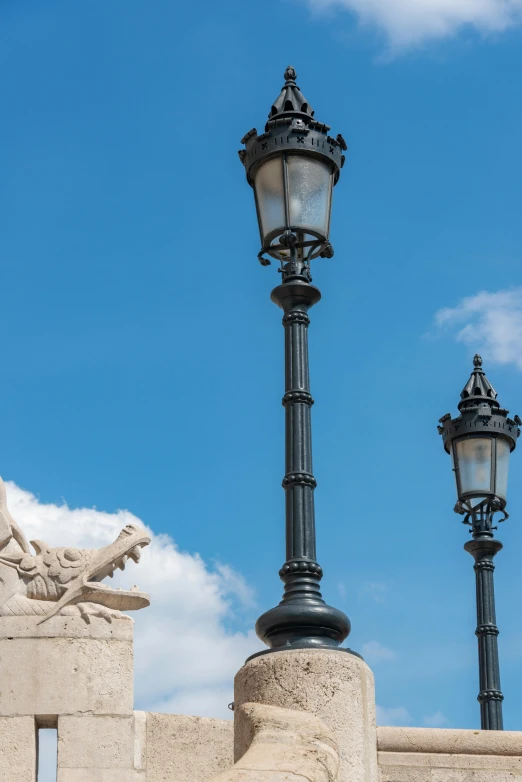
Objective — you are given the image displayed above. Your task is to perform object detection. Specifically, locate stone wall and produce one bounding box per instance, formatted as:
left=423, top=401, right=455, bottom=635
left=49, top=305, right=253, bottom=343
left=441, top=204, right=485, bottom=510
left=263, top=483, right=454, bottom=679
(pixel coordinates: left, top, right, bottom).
left=0, top=616, right=233, bottom=782
left=3, top=615, right=522, bottom=782
left=57, top=711, right=233, bottom=781
left=377, top=726, right=522, bottom=781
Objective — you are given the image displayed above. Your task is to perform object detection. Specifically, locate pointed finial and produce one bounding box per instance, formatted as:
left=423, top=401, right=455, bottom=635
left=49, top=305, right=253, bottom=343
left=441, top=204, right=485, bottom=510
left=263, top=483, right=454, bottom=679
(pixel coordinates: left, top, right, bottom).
left=284, top=66, right=296, bottom=83
left=268, top=67, right=313, bottom=119
left=458, top=354, right=498, bottom=409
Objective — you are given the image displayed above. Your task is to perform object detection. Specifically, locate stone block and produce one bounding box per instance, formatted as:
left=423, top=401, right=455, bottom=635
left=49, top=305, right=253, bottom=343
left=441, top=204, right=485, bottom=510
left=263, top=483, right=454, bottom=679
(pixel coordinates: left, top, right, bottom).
left=146, top=712, right=233, bottom=782
left=377, top=726, right=522, bottom=781
left=379, top=768, right=431, bottom=782
left=58, top=715, right=135, bottom=769
left=0, top=616, right=133, bottom=717
left=234, top=649, right=377, bottom=782
left=0, top=716, right=36, bottom=782
left=377, top=727, right=522, bottom=756
left=378, top=751, right=522, bottom=771
left=57, top=713, right=146, bottom=782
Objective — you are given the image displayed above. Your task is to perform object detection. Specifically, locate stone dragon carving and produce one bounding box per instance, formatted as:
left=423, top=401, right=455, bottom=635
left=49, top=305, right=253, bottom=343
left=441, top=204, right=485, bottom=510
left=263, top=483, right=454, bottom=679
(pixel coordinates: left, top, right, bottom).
left=0, top=478, right=150, bottom=623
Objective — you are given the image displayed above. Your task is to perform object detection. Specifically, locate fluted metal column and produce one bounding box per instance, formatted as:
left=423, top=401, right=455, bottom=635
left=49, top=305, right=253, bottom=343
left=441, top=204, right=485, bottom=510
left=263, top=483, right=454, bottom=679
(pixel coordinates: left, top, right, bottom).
left=255, top=259, right=350, bottom=653
left=465, top=531, right=504, bottom=730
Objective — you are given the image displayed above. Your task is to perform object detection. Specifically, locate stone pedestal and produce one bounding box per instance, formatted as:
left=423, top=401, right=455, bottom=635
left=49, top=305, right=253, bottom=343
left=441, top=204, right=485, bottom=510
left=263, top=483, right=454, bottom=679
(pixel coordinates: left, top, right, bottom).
left=0, top=616, right=135, bottom=781
left=234, top=649, right=378, bottom=782
left=0, top=616, right=134, bottom=719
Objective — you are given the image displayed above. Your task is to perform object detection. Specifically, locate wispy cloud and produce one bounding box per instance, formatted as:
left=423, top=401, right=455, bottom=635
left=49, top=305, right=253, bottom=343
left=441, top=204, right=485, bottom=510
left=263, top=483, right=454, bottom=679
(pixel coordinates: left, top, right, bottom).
left=435, top=287, right=522, bottom=369
left=423, top=710, right=448, bottom=727
left=300, top=0, right=522, bottom=52
left=358, top=580, right=389, bottom=603
left=376, top=705, right=412, bottom=726
left=362, top=640, right=396, bottom=662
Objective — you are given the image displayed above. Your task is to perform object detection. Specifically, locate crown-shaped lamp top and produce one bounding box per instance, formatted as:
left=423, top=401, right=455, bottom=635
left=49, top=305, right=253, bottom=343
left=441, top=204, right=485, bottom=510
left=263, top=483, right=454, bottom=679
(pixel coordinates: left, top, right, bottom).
left=269, top=66, right=314, bottom=120
left=458, top=354, right=499, bottom=411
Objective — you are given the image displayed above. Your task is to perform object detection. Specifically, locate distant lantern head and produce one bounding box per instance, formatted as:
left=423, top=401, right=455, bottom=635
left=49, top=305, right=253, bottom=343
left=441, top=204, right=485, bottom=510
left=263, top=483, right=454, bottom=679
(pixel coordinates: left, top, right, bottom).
left=238, top=67, right=347, bottom=267
left=438, top=354, right=520, bottom=518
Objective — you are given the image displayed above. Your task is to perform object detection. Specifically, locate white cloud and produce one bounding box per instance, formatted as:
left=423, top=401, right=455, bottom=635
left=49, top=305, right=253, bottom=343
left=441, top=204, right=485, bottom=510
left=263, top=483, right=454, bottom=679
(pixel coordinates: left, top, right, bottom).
left=376, top=705, right=412, bottom=725
left=362, top=640, right=396, bottom=662
left=302, top=0, right=522, bottom=51
left=5, top=480, right=261, bottom=719
left=435, top=287, right=522, bottom=369
left=358, top=580, right=389, bottom=603
left=423, top=710, right=448, bottom=727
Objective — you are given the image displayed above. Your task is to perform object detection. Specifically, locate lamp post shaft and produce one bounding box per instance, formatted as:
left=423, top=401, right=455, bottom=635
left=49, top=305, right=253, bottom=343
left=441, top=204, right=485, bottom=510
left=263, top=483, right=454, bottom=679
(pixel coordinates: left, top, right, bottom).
left=282, top=286, right=315, bottom=556
left=465, top=532, right=504, bottom=730
left=253, top=260, right=350, bottom=654
left=280, top=269, right=320, bottom=588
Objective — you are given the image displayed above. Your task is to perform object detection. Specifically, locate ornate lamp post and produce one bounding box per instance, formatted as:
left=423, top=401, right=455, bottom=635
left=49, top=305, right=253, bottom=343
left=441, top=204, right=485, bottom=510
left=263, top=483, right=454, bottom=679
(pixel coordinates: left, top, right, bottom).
left=238, top=67, right=350, bottom=653
left=438, top=355, right=520, bottom=729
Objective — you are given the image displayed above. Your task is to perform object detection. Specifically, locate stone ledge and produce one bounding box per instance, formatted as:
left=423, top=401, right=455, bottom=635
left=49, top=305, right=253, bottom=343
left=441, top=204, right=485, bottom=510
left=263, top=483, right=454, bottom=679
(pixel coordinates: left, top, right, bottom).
left=0, top=615, right=133, bottom=640
left=378, top=751, right=522, bottom=771
left=380, top=770, right=522, bottom=782
left=377, top=727, right=522, bottom=756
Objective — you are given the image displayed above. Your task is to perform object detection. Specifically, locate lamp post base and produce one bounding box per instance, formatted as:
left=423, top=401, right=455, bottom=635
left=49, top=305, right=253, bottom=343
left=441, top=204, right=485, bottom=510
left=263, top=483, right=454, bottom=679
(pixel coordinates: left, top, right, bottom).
left=255, top=598, right=351, bottom=654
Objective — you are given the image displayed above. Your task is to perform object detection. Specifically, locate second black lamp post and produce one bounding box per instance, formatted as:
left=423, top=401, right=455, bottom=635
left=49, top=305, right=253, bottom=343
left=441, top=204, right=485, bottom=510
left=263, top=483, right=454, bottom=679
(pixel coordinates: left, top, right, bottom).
left=239, top=67, right=350, bottom=654
left=439, top=355, right=520, bottom=730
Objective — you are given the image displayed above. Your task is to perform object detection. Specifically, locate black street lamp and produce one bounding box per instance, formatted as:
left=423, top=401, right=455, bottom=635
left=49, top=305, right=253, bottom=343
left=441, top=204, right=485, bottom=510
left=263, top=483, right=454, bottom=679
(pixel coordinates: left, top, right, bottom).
left=238, top=67, right=350, bottom=653
left=439, top=355, right=520, bottom=730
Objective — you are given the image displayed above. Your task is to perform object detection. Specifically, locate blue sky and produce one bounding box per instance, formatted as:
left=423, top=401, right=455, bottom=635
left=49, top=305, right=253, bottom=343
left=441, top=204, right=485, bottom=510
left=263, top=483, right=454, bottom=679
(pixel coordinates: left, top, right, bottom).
left=2, top=0, right=522, bottom=743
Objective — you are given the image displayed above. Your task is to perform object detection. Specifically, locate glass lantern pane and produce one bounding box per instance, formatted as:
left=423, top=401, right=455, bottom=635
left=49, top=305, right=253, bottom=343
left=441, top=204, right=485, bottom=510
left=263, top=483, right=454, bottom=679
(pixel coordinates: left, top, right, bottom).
left=495, top=437, right=510, bottom=500
left=455, top=438, right=493, bottom=496
left=287, top=156, right=333, bottom=238
left=254, top=157, right=286, bottom=244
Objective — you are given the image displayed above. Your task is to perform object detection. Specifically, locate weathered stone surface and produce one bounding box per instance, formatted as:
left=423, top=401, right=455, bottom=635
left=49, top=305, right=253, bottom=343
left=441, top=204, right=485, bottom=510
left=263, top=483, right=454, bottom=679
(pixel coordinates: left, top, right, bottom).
left=57, top=713, right=147, bottom=781
left=379, top=751, right=522, bottom=771
left=146, top=712, right=234, bottom=782
left=429, top=774, right=522, bottom=782
left=58, top=715, right=135, bottom=768
left=57, top=771, right=144, bottom=781
left=379, top=767, right=431, bottom=782
left=377, top=726, right=522, bottom=781
left=133, top=710, right=147, bottom=771
left=380, top=770, right=522, bottom=781
left=0, top=716, right=36, bottom=782
left=0, top=614, right=133, bottom=640
left=377, top=727, right=522, bottom=756
left=211, top=702, right=339, bottom=782
left=0, top=617, right=133, bottom=716
left=234, top=649, right=377, bottom=782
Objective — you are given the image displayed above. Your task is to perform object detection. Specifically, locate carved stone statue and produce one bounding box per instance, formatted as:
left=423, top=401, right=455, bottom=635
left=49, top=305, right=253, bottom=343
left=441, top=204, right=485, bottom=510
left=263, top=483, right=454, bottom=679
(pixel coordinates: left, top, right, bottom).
left=0, top=477, right=150, bottom=622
